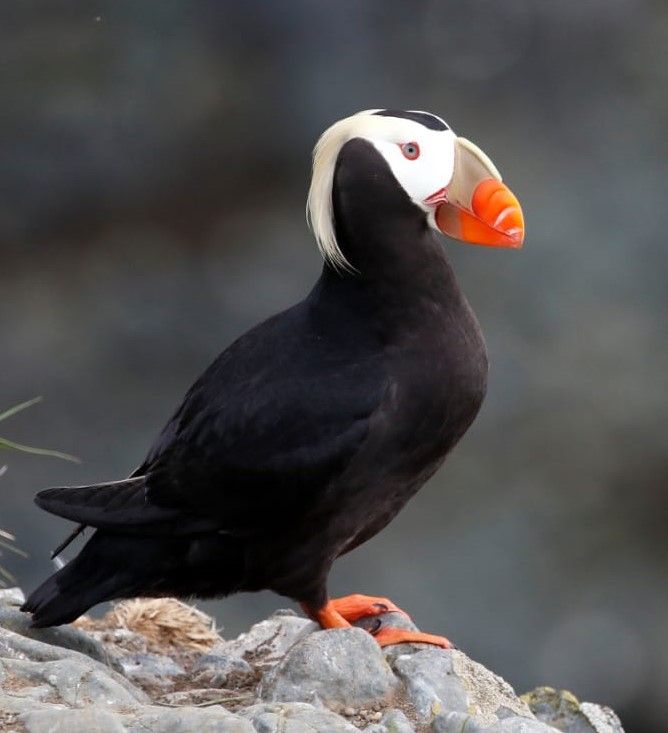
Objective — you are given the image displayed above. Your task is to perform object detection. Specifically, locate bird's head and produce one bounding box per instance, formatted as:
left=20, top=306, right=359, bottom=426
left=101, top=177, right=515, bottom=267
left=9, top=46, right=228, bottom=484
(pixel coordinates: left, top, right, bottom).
left=307, top=109, right=524, bottom=272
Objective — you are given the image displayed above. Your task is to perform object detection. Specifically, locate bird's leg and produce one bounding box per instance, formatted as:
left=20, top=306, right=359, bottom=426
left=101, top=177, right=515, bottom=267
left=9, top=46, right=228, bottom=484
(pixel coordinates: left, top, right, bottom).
left=300, top=601, right=351, bottom=629
left=301, top=594, right=452, bottom=648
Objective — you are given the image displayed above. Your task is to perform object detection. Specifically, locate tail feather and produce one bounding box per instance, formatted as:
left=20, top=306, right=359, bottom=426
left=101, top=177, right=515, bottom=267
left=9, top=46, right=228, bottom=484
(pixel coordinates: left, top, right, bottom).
left=36, top=477, right=175, bottom=527
left=21, top=563, right=141, bottom=628
left=35, top=477, right=220, bottom=534
left=22, top=530, right=245, bottom=627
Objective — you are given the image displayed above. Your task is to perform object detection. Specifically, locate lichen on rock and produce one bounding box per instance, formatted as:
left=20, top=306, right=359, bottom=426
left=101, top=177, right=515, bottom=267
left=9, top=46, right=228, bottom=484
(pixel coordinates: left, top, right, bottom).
left=522, top=687, right=624, bottom=733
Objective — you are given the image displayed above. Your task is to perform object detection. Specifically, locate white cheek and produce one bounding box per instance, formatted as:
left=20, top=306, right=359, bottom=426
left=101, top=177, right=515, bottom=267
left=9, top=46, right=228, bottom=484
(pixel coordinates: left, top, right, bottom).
left=372, top=135, right=455, bottom=210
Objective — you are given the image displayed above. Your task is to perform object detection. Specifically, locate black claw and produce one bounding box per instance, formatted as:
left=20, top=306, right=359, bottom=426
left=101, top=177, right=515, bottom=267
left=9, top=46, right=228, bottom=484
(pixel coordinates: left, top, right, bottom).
left=368, top=617, right=383, bottom=634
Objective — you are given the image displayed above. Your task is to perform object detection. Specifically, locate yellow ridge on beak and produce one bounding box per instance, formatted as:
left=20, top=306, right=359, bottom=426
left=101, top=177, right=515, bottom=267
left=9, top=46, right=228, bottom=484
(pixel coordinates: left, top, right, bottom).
left=435, top=137, right=524, bottom=249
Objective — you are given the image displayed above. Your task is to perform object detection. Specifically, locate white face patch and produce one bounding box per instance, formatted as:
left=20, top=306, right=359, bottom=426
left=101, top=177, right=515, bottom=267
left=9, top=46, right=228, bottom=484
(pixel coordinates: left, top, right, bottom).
left=362, top=120, right=457, bottom=214
left=307, top=110, right=458, bottom=272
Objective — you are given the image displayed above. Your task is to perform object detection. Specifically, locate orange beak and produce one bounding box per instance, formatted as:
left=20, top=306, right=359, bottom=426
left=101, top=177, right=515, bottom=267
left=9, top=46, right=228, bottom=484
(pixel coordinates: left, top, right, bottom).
left=433, top=137, right=524, bottom=249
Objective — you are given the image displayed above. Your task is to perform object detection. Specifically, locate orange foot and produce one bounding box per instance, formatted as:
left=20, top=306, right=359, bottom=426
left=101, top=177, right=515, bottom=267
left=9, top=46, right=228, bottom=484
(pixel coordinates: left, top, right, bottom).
left=373, top=626, right=451, bottom=648
left=301, top=594, right=452, bottom=649
left=328, top=593, right=411, bottom=622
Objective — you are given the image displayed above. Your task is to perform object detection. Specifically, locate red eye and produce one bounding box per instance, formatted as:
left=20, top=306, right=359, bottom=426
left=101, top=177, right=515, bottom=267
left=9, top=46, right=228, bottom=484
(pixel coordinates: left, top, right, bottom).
left=400, top=142, right=420, bottom=160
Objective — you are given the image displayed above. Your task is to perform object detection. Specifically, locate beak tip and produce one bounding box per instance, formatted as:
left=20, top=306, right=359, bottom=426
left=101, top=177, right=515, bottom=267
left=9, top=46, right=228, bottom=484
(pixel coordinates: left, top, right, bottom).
left=506, top=227, right=525, bottom=249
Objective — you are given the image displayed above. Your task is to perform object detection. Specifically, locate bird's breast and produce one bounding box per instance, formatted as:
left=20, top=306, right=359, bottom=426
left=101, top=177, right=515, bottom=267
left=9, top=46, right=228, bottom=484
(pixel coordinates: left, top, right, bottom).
left=384, top=299, right=488, bottom=469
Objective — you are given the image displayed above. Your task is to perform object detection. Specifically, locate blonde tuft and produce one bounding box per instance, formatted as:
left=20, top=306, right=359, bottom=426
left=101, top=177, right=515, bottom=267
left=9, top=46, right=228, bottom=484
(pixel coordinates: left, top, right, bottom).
left=306, top=110, right=381, bottom=272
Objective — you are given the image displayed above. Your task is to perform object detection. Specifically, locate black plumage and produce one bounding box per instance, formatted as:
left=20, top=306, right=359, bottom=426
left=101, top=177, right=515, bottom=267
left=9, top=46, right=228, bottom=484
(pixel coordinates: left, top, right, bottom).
left=23, top=131, right=489, bottom=636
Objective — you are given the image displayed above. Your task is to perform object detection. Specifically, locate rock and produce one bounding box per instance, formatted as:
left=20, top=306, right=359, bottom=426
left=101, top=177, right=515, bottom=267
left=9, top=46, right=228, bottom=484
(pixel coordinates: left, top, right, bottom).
left=523, top=687, right=624, bottom=733
left=0, top=621, right=148, bottom=713
left=14, top=702, right=255, bottom=733
left=260, top=627, right=398, bottom=709
left=0, top=693, right=62, bottom=716
left=358, top=608, right=434, bottom=663
left=240, top=702, right=362, bottom=732
left=1, top=677, right=53, bottom=703
left=83, top=626, right=154, bottom=655
left=213, top=609, right=317, bottom=669
left=126, top=706, right=255, bottom=732
left=391, top=649, right=468, bottom=724
left=579, top=704, right=623, bottom=733
left=21, top=706, right=126, bottom=733
left=431, top=711, right=487, bottom=732
left=1, top=590, right=626, bottom=733
left=451, top=651, right=533, bottom=723
left=192, top=653, right=253, bottom=687
left=391, top=648, right=536, bottom=729
left=365, top=708, right=415, bottom=733
left=0, top=655, right=146, bottom=708
left=484, top=719, right=563, bottom=733
left=156, top=688, right=254, bottom=707
left=119, top=652, right=186, bottom=688
left=0, top=587, right=25, bottom=607
left=0, top=606, right=117, bottom=667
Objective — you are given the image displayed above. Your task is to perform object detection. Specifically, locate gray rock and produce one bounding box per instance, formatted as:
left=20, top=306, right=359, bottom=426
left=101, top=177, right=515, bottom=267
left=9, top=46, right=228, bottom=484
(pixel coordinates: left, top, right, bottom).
left=0, top=692, right=65, bottom=716
left=392, top=649, right=469, bottom=724
left=484, top=718, right=562, bottom=733
left=0, top=655, right=147, bottom=708
left=126, top=706, right=255, bottom=733
left=214, top=609, right=317, bottom=669
left=451, top=651, right=533, bottom=723
left=260, top=627, right=398, bottom=709
left=365, top=708, right=416, bottom=733
left=0, top=601, right=625, bottom=733
left=192, top=653, right=253, bottom=687
left=4, top=682, right=53, bottom=703
left=156, top=688, right=255, bottom=707
left=0, top=615, right=145, bottom=711
left=0, top=587, right=25, bottom=607
left=579, top=703, right=623, bottom=733
left=119, top=653, right=185, bottom=688
left=354, top=610, right=421, bottom=634
left=0, top=606, right=116, bottom=667
left=241, top=701, right=362, bottom=732
left=523, top=688, right=624, bottom=733
left=391, top=648, right=534, bottom=729
left=431, top=711, right=487, bottom=733
left=85, top=627, right=153, bottom=655
left=356, top=608, right=429, bottom=663
left=21, top=706, right=126, bottom=733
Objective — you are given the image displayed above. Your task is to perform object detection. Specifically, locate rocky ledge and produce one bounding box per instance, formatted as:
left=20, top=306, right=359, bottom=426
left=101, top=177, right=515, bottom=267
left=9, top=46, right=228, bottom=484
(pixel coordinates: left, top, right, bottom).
left=0, top=588, right=623, bottom=733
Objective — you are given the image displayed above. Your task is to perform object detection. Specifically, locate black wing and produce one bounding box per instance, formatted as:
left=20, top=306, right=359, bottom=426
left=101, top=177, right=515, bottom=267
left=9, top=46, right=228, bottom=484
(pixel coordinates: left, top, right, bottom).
left=38, top=301, right=388, bottom=535
left=141, top=304, right=388, bottom=535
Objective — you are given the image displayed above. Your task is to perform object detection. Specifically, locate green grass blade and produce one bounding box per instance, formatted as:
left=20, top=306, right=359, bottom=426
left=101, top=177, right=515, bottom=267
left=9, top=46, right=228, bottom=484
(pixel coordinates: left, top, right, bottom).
left=0, top=539, right=28, bottom=558
left=0, top=564, right=17, bottom=586
left=0, top=436, right=80, bottom=463
left=0, top=396, right=43, bottom=423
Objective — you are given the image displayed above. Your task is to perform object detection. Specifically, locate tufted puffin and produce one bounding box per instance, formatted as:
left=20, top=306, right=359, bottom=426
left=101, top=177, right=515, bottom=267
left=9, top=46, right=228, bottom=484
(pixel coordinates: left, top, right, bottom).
left=23, top=109, right=524, bottom=647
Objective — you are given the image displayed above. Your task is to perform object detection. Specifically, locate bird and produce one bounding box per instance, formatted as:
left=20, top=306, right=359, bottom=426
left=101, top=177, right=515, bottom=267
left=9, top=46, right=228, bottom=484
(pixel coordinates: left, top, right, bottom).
left=22, top=109, right=524, bottom=647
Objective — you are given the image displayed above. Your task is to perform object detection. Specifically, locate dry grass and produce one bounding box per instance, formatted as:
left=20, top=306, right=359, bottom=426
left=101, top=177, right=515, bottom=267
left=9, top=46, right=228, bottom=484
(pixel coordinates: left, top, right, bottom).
left=75, top=597, right=222, bottom=651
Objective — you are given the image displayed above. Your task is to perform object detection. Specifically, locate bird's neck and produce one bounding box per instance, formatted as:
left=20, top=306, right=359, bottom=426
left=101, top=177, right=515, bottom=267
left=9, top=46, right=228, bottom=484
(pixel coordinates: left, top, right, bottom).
left=307, top=137, right=479, bottom=346
left=320, top=163, right=465, bottom=332
left=324, top=137, right=466, bottom=310
left=311, top=226, right=475, bottom=356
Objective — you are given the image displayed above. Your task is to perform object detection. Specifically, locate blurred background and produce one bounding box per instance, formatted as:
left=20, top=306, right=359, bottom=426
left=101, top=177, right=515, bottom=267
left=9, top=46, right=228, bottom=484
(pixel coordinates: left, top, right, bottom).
left=1, top=2, right=666, bottom=731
